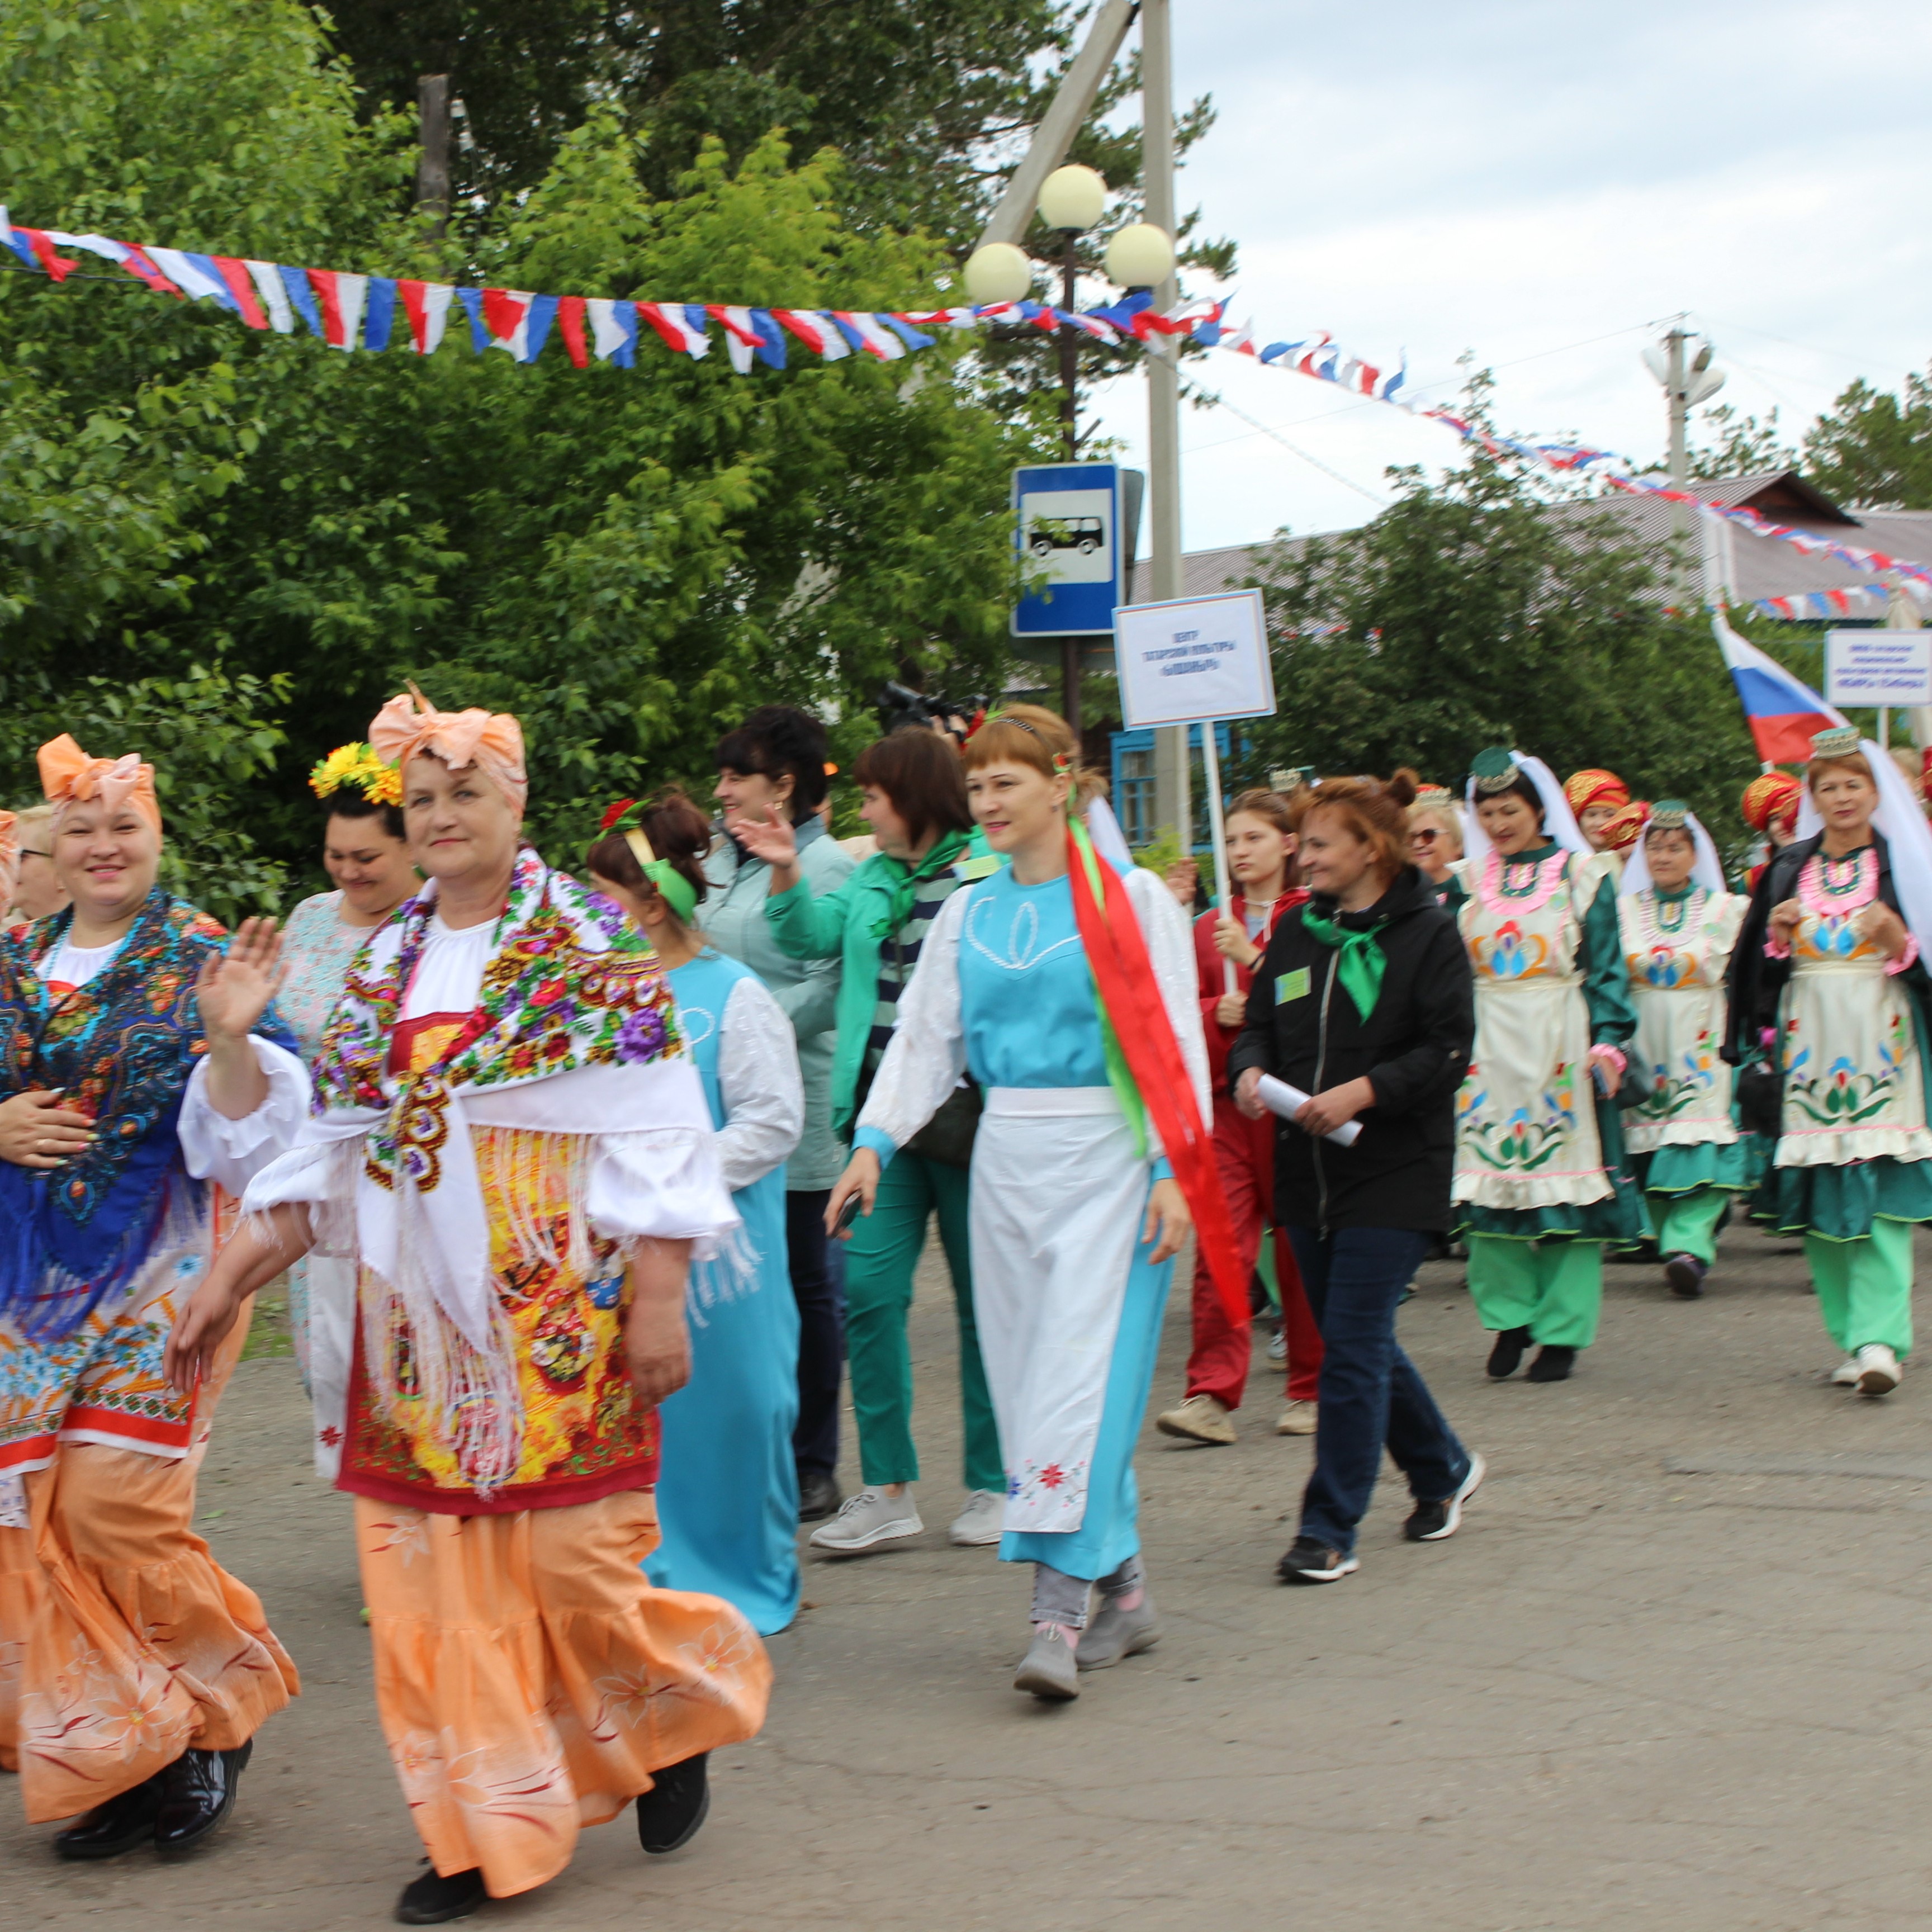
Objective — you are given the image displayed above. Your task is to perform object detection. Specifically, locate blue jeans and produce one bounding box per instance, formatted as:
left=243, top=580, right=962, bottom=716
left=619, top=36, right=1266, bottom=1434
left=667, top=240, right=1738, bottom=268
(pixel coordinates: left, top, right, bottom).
left=1285, top=1226, right=1469, bottom=1556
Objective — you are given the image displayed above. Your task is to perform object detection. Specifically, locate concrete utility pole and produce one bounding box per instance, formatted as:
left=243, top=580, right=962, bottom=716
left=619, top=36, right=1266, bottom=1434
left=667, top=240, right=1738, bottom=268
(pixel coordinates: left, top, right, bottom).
left=1647, top=322, right=1723, bottom=608
left=1142, top=0, right=1190, bottom=856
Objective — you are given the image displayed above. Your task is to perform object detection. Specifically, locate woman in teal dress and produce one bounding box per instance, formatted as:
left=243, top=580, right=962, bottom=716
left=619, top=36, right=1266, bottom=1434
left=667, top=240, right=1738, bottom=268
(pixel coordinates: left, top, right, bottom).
left=588, top=792, right=805, bottom=1633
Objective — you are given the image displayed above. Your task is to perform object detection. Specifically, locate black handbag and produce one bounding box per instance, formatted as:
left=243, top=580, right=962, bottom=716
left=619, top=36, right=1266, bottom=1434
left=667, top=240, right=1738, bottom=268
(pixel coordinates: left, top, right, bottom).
left=905, top=1078, right=984, bottom=1168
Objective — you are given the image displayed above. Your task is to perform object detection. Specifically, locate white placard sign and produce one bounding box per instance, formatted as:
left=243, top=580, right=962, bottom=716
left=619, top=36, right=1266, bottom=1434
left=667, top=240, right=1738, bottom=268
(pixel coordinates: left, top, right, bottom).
left=1825, top=628, right=1932, bottom=708
left=1114, top=589, right=1276, bottom=729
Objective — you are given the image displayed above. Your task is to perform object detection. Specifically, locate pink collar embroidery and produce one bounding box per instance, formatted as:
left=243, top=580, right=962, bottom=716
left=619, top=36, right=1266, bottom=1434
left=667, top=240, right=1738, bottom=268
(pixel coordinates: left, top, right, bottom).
left=1478, top=847, right=1566, bottom=916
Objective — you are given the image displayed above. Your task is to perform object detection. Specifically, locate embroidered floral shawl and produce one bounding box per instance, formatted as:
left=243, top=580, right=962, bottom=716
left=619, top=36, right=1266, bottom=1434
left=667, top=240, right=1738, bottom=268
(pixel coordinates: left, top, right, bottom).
left=0, top=889, right=297, bottom=1339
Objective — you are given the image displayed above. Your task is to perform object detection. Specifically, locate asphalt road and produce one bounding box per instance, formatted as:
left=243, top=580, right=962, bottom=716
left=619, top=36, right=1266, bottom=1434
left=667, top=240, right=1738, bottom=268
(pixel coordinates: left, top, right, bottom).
left=7, top=1221, right=1931, bottom=1931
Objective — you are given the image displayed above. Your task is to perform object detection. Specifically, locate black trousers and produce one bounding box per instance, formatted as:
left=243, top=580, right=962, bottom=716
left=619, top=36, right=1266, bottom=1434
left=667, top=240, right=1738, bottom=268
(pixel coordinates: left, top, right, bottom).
left=786, top=1188, right=845, bottom=1478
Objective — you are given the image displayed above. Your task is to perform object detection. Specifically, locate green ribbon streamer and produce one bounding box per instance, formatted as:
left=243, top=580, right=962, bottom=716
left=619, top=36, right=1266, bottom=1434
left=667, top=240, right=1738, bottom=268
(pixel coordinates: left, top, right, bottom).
left=1300, top=905, right=1390, bottom=1025
left=869, top=827, right=972, bottom=939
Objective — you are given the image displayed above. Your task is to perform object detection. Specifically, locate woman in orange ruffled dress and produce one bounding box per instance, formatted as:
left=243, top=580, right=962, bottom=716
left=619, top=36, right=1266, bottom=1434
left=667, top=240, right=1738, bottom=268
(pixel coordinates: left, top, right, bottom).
left=168, top=690, right=770, bottom=1925
left=0, top=735, right=307, bottom=1860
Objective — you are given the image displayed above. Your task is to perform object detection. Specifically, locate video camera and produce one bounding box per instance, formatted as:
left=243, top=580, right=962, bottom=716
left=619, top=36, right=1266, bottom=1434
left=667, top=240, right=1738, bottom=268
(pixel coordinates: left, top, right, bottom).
left=878, top=680, right=986, bottom=745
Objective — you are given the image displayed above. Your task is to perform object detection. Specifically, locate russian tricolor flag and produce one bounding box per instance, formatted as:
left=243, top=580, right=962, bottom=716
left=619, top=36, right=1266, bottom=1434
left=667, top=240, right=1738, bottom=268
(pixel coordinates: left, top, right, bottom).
left=1715, top=615, right=1846, bottom=764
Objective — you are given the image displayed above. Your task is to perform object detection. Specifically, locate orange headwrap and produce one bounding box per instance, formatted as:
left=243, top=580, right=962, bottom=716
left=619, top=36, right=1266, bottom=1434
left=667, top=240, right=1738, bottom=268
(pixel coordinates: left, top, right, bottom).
left=368, top=685, right=528, bottom=813
left=1562, top=768, right=1630, bottom=815
left=0, top=810, right=17, bottom=913
left=1596, top=800, right=1650, bottom=854
left=1741, top=771, right=1802, bottom=836
left=37, top=733, right=162, bottom=833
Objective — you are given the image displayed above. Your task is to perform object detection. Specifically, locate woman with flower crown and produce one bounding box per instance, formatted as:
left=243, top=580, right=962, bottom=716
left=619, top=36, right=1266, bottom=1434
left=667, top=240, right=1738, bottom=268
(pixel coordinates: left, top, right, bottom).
left=166, top=692, right=771, bottom=1924
left=0, top=735, right=306, bottom=1862
left=1446, top=749, right=1643, bottom=1383
left=277, top=744, right=419, bottom=1476
left=1616, top=803, right=1750, bottom=1299
left=826, top=705, right=1242, bottom=1705
left=1728, top=726, right=1932, bottom=1398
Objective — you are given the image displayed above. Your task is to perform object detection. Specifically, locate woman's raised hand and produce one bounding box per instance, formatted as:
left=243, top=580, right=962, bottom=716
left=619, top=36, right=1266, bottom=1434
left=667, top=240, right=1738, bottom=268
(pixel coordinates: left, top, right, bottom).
left=195, top=917, right=286, bottom=1042
left=730, top=807, right=798, bottom=871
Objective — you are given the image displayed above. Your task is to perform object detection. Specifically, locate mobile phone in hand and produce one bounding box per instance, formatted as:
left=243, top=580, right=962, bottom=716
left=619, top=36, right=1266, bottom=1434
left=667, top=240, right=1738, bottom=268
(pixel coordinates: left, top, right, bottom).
left=832, top=1191, right=863, bottom=1235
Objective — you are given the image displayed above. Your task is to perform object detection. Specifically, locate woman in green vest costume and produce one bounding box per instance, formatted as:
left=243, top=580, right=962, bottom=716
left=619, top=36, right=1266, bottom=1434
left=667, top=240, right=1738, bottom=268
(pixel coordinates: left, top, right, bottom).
left=1727, top=727, right=1932, bottom=1397
left=1616, top=802, right=1751, bottom=1299
left=1445, top=748, right=1644, bottom=1382
left=732, top=727, right=1004, bottom=1553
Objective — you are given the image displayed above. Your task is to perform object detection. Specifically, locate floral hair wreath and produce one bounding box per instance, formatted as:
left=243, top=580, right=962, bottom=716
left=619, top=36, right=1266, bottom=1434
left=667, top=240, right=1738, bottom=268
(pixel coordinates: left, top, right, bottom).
left=310, top=742, right=403, bottom=808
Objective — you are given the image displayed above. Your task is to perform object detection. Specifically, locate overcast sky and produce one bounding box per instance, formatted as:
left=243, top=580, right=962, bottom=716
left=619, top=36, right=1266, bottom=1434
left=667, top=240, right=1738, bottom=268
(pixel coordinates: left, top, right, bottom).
left=1082, top=0, right=1932, bottom=558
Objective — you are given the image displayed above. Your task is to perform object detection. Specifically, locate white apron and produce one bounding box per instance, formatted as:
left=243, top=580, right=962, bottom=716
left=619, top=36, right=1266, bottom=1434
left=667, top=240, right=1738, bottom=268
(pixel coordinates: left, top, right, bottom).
left=1618, top=887, right=1747, bottom=1155
left=1454, top=849, right=1615, bottom=1211
left=969, top=1088, right=1141, bottom=1537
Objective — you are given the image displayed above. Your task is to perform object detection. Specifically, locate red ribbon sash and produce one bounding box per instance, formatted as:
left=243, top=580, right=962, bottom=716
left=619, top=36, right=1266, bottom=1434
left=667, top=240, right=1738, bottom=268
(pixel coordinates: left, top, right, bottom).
left=1066, top=830, right=1250, bottom=1328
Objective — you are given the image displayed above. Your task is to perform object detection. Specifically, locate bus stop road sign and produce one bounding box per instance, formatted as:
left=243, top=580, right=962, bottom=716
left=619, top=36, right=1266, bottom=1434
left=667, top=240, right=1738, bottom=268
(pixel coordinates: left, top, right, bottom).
left=1012, top=462, right=1121, bottom=638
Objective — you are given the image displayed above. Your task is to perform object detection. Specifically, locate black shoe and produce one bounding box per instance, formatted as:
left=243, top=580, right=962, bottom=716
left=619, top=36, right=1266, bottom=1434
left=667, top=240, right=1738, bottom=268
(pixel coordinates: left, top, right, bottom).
left=1664, top=1252, right=1708, bottom=1299
left=637, top=1751, right=710, bottom=1854
left=1404, top=1450, right=1487, bottom=1542
left=1275, top=1536, right=1359, bottom=1585
left=1525, top=1344, right=1576, bottom=1382
left=53, top=1772, right=165, bottom=1860
left=396, top=1862, right=486, bottom=1925
left=1485, top=1326, right=1531, bottom=1379
left=797, top=1470, right=841, bottom=1522
left=153, top=1739, right=251, bottom=1858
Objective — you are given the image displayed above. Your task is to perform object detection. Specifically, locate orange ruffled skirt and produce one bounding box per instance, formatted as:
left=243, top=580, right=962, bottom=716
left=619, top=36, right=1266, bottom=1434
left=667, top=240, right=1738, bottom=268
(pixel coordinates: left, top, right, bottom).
left=358, top=1487, right=771, bottom=1900
left=0, top=1301, right=297, bottom=1822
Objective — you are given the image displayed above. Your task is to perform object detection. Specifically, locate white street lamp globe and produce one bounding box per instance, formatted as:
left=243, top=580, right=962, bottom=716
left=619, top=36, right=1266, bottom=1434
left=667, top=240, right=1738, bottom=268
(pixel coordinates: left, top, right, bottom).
left=1037, top=164, right=1108, bottom=234
left=1104, top=222, right=1174, bottom=290
left=963, top=242, right=1035, bottom=305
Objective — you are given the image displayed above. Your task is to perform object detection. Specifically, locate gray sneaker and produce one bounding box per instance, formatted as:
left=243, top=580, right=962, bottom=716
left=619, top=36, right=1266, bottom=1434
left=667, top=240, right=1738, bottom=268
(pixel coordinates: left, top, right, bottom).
left=1013, top=1624, right=1081, bottom=1700
left=1074, top=1595, right=1160, bottom=1671
left=807, top=1487, right=922, bottom=1554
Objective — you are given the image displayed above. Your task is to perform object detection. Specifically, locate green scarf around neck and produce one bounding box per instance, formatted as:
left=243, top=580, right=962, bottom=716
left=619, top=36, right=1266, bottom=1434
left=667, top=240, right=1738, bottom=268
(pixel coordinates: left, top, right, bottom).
left=1300, top=903, right=1391, bottom=1025
left=870, top=827, right=972, bottom=938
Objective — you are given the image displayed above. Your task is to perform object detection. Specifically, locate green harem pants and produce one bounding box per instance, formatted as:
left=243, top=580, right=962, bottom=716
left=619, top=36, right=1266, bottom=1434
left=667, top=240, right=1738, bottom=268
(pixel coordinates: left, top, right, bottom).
left=1467, top=1235, right=1603, bottom=1350
left=843, top=1149, right=1004, bottom=1493
left=1805, top=1220, right=1915, bottom=1360
left=1650, top=1187, right=1730, bottom=1266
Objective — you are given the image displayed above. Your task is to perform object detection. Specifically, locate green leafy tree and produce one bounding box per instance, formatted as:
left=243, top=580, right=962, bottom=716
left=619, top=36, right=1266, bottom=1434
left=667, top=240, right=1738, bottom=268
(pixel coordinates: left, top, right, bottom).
left=1802, top=366, right=1932, bottom=510
left=1239, top=380, right=1763, bottom=839
left=1687, top=403, right=1798, bottom=482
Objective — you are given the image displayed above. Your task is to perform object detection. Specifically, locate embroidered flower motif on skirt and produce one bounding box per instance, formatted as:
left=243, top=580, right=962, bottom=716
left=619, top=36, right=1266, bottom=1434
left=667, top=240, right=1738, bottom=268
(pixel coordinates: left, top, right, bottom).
left=672, top=1617, right=760, bottom=1706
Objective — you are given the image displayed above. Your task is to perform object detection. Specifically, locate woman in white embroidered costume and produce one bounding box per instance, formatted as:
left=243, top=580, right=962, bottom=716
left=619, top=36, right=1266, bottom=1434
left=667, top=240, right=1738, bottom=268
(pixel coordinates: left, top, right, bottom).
left=167, top=693, right=771, bottom=1923
left=1727, top=727, right=1932, bottom=1396
left=827, top=707, right=1237, bottom=1704
left=1616, top=803, right=1750, bottom=1300
left=0, top=735, right=306, bottom=1860
left=1445, top=748, right=1643, bottom=1384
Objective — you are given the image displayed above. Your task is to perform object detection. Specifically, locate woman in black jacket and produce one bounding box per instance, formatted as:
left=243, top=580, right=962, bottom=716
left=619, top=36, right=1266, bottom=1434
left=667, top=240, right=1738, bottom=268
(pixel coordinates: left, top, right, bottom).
left=1228, top=770, right=1483, bottom=1584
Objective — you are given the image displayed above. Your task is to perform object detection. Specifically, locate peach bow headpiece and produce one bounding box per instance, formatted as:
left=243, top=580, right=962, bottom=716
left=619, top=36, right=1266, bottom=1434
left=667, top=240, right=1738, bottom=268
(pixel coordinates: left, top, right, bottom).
left=368, top=684, right=528, bottom=812
left=38, top=733, right=162, bottom=833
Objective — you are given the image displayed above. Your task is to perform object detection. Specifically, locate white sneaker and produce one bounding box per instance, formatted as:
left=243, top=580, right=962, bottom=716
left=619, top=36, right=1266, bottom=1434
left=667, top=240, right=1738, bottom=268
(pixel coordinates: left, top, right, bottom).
left=1266, top=1325, right=1287, bottom=1361
left=1856, top=1344, right=1902, bottom=1396
left=1156, top=1393, right=1237, bottom=1445
left=1831, top=1355, right=1864, bottom=1387
left=948, top=1489, right=1005, bottom=1546
left=807, top=1486, right=923, bottom=1553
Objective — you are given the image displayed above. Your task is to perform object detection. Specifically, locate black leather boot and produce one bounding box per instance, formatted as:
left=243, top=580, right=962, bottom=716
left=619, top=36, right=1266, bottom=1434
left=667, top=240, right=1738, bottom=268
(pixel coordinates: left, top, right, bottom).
left=1485, top=1325, right=1532, bottom=1379
left=153, top=1737, right=252, bottom=1857
left=395, top=1862, right=486, bottom=1924
left=1526, top=1344, right=1577, bottom=1382
left=636, top=1751, right=710, bottom=1854
left=53, top=1772, right=165, bottom=1860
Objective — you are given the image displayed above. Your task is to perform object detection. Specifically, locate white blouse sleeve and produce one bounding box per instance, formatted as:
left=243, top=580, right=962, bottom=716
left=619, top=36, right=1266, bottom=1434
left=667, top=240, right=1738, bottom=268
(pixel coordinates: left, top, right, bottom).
left=714, top=974, right=804, bottom=1192
left=177, top=1037, right=314, bottom=1194
left=585, top=1056, right=742, bottom=1248
left=1126, top=866, right=1214, bottom=1124
left=852, top=884, right=972, bottom=1158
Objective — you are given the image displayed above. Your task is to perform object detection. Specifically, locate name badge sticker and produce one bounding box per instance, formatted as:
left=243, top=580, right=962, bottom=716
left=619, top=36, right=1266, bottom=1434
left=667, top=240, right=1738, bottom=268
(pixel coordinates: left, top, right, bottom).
left=1276, top=967, right=1311, bottom=1004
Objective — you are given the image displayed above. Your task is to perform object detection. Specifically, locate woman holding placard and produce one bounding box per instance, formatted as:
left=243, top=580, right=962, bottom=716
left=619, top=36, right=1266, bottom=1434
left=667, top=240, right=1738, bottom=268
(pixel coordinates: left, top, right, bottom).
left=1229, top=768, right=1480, bottom=1587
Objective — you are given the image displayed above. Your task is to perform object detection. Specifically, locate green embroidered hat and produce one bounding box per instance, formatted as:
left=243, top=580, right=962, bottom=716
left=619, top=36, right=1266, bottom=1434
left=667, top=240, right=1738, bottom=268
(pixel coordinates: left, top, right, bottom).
left=1648, top=799, right=1689, bottom=830
left=1810, top=725, right=1861, bottom=760
left=1470, top=746, right=1521, bottom=794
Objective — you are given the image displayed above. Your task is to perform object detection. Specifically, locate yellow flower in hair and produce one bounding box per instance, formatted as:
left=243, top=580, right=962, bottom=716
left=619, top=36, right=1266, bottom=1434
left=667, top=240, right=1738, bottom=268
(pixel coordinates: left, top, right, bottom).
left=310, top=741, right=400, bottom=806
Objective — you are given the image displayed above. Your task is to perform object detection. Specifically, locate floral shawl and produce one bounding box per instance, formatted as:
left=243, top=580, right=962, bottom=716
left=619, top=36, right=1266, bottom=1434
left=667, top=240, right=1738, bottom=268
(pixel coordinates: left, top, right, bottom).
left=0, top=888, right=296, bottom=1339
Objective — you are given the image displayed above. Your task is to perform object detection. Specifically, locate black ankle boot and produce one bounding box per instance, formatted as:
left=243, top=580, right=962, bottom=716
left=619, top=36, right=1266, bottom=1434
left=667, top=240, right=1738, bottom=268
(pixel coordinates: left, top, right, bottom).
left=637, top=1751, right=711, bottom=1854
left=395, top=1862, right=486, bottom=1924
left=153, top=1737, right=251, bottom=1857
left=53, top=1772, right=165, bottom=1860
left=1526, top=1344, right=1577, bottom=1382
left=1486, top=1326, right=1532, bottom=1379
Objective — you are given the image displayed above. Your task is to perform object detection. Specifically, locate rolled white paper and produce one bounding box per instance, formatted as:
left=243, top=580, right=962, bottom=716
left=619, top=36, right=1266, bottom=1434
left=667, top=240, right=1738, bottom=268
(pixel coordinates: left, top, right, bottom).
left=1254, top=1072, right=1363, bottom=1146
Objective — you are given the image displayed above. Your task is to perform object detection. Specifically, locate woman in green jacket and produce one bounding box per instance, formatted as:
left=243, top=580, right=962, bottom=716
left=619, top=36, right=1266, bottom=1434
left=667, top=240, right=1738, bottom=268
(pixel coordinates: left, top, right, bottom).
left=733, top=727, right=1004, bottom=1555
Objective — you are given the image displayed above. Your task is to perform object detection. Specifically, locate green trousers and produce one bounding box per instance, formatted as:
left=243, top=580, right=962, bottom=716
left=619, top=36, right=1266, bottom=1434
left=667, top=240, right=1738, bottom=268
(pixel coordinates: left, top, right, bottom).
left=1467, top=1235, right=1603, bottom=1349
left=844, top=1149, right=1003, bottom=1493
left=1649, top=1187, right=1730, bottom=1265
left=1805, top=1220, right=1915, bottom=1359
